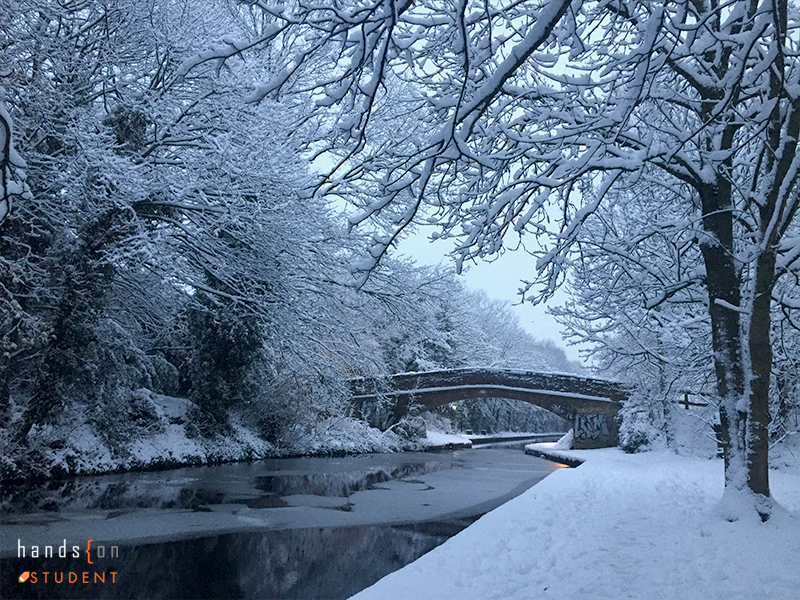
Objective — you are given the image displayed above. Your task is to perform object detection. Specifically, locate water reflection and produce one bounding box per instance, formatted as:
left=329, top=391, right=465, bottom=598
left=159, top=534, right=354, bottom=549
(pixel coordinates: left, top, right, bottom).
left=2, top=522, right=462, bottom=599
left=0, top=457, right=445, bottom=515
left=254, top=462, right=435, bottom=498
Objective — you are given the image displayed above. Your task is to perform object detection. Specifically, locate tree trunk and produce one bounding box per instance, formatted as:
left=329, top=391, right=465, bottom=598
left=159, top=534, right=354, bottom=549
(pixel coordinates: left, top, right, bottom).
left=747, top=248, right=774, bottom=498
left=739, top=0, right=796, bottom=505
left=698, top=182, right=748, bottom=491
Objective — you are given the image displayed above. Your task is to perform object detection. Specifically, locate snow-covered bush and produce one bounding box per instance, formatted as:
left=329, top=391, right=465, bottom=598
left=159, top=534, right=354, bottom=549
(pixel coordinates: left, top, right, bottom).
left=390, top=415, right=428, bottom=441
left=618, top=389, right=668, bottom=453
left=423, top=411, right=456, bottom=435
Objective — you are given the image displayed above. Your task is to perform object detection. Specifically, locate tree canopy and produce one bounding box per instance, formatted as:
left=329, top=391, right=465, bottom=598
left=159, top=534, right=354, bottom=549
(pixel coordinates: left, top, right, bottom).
left=0, top=0, right=582, bottom=480
left=2, top=0, right=797, bottom=518
left=172, top=0, right=799, bottom=518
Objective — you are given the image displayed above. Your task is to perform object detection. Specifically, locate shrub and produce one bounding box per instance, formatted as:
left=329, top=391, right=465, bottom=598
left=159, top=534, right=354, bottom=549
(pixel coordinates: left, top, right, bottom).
left=618, top=389, right=667, bottom=453
left=185, top=296, right=263, bottom=433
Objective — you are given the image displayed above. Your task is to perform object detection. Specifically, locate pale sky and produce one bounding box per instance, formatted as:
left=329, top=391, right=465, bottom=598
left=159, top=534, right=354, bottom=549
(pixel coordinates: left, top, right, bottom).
left=394, top=226, right=588, bottom=364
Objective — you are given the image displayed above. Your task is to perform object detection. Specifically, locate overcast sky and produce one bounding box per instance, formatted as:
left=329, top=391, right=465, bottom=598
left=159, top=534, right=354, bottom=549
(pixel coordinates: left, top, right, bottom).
left=394, top=226, right=589, bottom=364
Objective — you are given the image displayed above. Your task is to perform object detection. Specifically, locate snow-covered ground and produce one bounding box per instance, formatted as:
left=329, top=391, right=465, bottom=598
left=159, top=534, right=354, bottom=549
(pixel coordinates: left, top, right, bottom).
left=420, top=430, right=473, bottom=448
left=352, top=445, right=800, bottom=600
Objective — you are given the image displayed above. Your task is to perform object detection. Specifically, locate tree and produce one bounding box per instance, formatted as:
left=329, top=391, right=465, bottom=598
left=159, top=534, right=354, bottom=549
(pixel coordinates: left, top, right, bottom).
left=1, top=0, right=157, bottom=433
left=0, top=0, right=385, bottom=443
left=180, top=0, right=799, bottom=518
left=3, top=0, right=495, bottom=449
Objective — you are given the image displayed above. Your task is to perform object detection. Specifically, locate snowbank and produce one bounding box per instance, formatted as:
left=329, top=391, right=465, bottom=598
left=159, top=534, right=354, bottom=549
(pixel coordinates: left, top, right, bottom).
left=352, top=449, right=799, bottom=600
left=420, top=429, right=473, bottom=449
left=1, top=390, right=409, bottom=481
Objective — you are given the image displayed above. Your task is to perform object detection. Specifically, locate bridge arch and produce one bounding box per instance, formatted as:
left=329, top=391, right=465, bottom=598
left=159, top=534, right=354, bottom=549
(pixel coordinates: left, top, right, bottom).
left=349, top=368, right=629, bottom=449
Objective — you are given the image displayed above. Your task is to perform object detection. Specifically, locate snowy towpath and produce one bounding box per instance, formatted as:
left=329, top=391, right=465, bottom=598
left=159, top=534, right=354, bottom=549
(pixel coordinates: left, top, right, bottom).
left=351, top=449, right=799, bottom=600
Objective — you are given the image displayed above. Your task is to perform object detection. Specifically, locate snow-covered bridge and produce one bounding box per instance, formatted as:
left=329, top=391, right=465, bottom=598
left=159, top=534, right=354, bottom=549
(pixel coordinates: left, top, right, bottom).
left=349, top=368, right=630, bottom=449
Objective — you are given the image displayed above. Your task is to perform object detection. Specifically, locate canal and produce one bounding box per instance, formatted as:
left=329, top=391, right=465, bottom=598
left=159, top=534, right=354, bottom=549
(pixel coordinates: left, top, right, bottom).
left=1, top=448, right=564, bottom=599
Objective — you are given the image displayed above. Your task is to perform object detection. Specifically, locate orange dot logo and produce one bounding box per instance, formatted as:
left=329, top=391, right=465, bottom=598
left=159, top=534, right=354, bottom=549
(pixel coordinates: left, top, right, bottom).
left=18, top=571, right=30, bottom=583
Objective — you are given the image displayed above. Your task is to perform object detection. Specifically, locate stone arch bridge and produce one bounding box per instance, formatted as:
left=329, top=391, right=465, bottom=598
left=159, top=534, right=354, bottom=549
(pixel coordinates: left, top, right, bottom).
left=349, top=368, right=630, bottom=449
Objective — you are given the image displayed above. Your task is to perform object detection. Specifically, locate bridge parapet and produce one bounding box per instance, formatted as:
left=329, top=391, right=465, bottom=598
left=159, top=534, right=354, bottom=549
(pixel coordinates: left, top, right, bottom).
left=349, top=368, right=631, bottom=449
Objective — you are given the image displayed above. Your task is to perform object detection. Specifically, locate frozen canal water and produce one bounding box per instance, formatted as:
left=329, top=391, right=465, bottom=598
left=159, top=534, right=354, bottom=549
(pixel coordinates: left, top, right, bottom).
left=1, top=448, right=563, bottom=599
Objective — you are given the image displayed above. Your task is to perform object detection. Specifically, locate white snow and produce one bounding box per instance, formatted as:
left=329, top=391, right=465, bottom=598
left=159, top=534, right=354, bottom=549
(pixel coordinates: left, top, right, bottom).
left=7, top=387, right=423, bottom=479
left=352, top=448, right=800, bottom=600
left=421, top=430, right=472, bottom=448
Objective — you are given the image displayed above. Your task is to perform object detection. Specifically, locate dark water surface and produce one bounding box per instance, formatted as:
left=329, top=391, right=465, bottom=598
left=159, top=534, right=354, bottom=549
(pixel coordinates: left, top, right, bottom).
left=1, top=449, right=562, bottom=599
